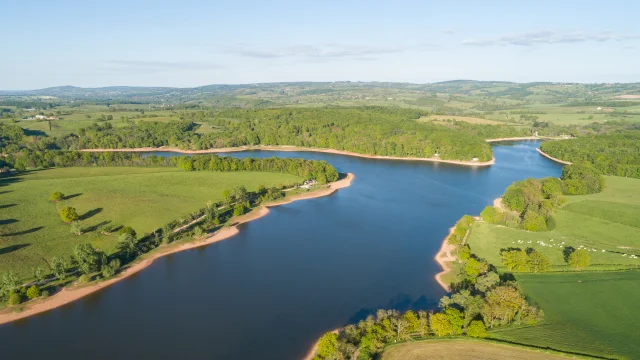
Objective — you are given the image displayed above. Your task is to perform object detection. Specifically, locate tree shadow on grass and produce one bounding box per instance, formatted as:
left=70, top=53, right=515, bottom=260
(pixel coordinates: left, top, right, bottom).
left=0, top=191, right=12, bottom=195
left=0, top=243, right=30, bottom=255
left=80, top=208, right=103, bottom=220
left=1, top=226, right=44, bottom=237
left=0, top=204, right=17, bottom=209
left=63, top=193, right=82, bottom=200
left=83, top=221, right=110, bottom=233
left=563, top=246, right=576, bottom=262
left=0, top=219, right=19, bottom=225
left=23, top=129, right=48, bottom=137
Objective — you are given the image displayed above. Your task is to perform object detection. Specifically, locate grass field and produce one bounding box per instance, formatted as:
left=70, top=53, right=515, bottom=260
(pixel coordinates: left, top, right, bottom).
left=0, top=167, right=302, bottom=278
left=419, top=115, right=507, bottom=125
left=381, top=339, right=584, bottom=360
left=466, top=176, right=640, bottom=270
left=491, top=271, right=640, bottom=359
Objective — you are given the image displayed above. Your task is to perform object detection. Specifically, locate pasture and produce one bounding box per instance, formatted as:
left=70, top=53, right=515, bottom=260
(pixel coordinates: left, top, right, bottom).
left=491, top=270, right=640, bottom=360
left=381, top=339, right=584, bottom=360
left=0, top=167, right=301, bottom=278
left=466, top=176, right=640, bottom=270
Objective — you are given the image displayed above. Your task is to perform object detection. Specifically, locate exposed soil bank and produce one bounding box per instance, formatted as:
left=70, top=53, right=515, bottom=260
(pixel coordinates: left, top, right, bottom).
left=0, top=174, right=354, bottom=326
left=434, top=226, right=457, bottom=291
left=80, top=146, right=495, bottom=167
left=536, top=148, right=573, bottom=165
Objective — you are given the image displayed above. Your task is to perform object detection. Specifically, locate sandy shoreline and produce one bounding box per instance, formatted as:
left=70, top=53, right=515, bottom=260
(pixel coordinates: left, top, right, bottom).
left=434, top=227, right=458, bottom=291
left=536, top=148, right=573, bottom=165
left=80, top=146, right=495, bottom=167
left=0, top=174, right=354, bottom=326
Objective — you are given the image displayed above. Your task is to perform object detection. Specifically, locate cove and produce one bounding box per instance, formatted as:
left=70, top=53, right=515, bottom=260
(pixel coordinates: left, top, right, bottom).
left=0, top=141, right=562, bottom=360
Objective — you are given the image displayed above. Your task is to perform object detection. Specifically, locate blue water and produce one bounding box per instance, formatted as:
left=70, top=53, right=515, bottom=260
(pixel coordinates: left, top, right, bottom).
left=0, top=141, right=562, bottom=360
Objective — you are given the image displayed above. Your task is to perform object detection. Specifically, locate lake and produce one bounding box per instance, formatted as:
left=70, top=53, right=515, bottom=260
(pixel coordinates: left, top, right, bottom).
left=0, top=141, right=562, bottom=359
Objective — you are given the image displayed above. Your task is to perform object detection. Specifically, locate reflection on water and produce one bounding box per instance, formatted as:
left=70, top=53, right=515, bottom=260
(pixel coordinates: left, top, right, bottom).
left=0, top=141, right=562, bottom=360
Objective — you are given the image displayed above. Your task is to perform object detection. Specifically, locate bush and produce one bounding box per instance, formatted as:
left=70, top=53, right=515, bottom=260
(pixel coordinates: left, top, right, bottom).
left=480, top=206, right=499, bottom=223
left=26, top=285, right=40, bottom=299
left=59, top=206, right=79, bottom=223
left=70, top=221, right=83, bottom=235
left=49, top=191, right=64, bottom=202
left=466, top=320, right=487, bottom=338
left=522, top=210, right=547, bottom=231
left=79, top=274, right=92, bottom=283
left=7, top=292, right=21, bottom=306
left=233, top=202, right=248, bottom=217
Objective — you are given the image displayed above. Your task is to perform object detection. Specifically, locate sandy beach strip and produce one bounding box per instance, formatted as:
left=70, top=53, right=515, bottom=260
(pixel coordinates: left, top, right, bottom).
left=536, top=148, right=572, bottom=165
left=80, top=146, right=495, bottom=167
left=434, top=227, right=457, bottom=292
left=0, top=174, right=354, bottom=326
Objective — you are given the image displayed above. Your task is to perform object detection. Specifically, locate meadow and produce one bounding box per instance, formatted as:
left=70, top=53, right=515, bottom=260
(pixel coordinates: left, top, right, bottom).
left=381, top=339, right=587, bottom=360
left=466, top=176, right=640, bottom=270
left=491, top=270, right=640, bottom=360
left=0, top=167, right=302, bottom=278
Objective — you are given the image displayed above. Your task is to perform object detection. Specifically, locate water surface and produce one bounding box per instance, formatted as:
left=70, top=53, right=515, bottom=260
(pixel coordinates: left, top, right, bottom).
left=0, top=141, right=562, bottom=359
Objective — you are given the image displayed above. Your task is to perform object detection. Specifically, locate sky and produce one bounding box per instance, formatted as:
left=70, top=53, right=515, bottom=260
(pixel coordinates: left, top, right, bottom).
left=1, top=0, right=639, bottom=89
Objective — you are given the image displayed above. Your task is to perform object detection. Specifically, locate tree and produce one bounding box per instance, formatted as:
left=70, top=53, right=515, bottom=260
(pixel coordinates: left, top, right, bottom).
left=1, top=271, right=20, bottom=297
left=7, top=292, right=21, bottom=306
left=73, top=244, right=105, bottom=274
left=31, top=266, right=45, bottom=284
left=482, top=286, right=526, bottom=328
left=475, top=271, right=500, bottom=293
left=233, top=202, right=248, bottom=217
left=26, top=285, right=41, bottom=299
left=315, top=332, right=338, bottom=359
left=70, top=221, right=83, bottom=236
left=50, top=256, right=67, bottom=280
left=466, top=320, right=488, bottom=338
left=117, top=233, right=139, bottom=259
left=118, top=226, right=137, bottom=239
left=402, top=310, right=421, bottom=335
left=568, top=249, right=590, bottom=270
left=444, top=307, right=464, bottom=335
left=501, top=249, right=530, bottom=272
left=430, top=312, right=453, bottom=337
left=59, top=206, right=79, bottom=223
left=527, top=249, right=552, bottom=273
left=49, top=191, right=64, bottom=202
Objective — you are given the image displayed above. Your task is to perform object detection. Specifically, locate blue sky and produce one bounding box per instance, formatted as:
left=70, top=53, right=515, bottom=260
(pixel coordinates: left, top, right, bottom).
left=2, top=0, right=639, bottom=89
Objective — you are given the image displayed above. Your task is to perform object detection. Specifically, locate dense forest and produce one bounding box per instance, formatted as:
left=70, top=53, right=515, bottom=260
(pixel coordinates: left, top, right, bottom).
left=540, top=132, right=640, bottom=178
left=52, top=107, right=495, bottom=161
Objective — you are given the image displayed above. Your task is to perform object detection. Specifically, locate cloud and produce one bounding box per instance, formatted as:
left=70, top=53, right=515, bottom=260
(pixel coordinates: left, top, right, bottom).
left=222, top=42, right=439, bottom=61
left=441, top=29, right=456, bottom=35
left=104, top=60, right=222, bottom=72
left=462, top=30, right=640, bottom=47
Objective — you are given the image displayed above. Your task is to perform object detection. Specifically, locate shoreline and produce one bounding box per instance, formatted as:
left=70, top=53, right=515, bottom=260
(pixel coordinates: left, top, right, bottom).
left=0, top=173, right=354, bottom=326
left=80, top=146, right=495, bottom=167
left=485, top=136, right=568, bottom=143
left=434, top=226, right=458, bottom=291
left=302, top=328, right=341, bottom=360
left=536, top=148, right=573, bottom=165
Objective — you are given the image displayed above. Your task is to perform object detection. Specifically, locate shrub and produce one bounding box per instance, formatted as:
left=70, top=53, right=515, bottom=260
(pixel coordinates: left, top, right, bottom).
left=70, top=221, right=83, bottom=235
left=568, top=249, right=590, bottom=270
left=233, top=203, right=248, bottom=217
left=79, top=274, right=92, bottom=283
left=480, top=206, right=499, bottom=224
left=7, top=292, right=21, bottom=306
left=59, top=206, right=79, bottom=223
left=522, top=210, right=547, bottom=231
left=193, top=226, right=204, bottom=238
left=26, top=285, right=40, bottom=299
left=466, top=320, right=487, bottom=338
left=49, top=191, right=64, bottom=202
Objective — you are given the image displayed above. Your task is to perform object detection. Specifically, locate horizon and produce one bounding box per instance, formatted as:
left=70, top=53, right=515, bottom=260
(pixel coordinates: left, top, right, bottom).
left=2, top=0, right=640, bottom=89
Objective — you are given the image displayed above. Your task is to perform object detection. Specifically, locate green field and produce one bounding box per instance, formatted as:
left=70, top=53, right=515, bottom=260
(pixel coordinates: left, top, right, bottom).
left=467, top=176, right=640, bottom=270
left=0, top=167, right=302, bottom=278
left=491, top=271, right=640, bottom=359
left=382, top=339, right=584, bottom=360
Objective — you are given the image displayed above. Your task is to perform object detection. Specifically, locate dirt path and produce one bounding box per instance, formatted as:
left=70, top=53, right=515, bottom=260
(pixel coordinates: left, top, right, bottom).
left=80, top=146, right=495, bottom=167
left=536, top=148, right=572, bottom=165
left=0, top=174, right=354, bottom=326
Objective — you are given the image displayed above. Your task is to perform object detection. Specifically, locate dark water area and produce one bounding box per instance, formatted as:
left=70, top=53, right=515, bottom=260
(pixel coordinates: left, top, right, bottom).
left=0, top=141, right=562, bottom=360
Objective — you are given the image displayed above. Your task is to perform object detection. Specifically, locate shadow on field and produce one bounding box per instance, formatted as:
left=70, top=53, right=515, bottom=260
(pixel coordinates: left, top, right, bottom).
left=0, top=204, right=17, bottom=209
left=0, top=244, right=30, bottom=255
left=84, top=221, right=110, bottom=233
left=63, top=193, right=82, bottom=200
left=563, top=246, right=576, bottom=261
left=1, top=226, right=44, bottom=237
left=0, top=219, right=19, bottom=225
left=346, top=293, right=436, bottom=324
left=80, top=207, right=103, bottom=220
left=0, top=191, right=12, bottom=195
left=23, top=129, right=48, bottom=137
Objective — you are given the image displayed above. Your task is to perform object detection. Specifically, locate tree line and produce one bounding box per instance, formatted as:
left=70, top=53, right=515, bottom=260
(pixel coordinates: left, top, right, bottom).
left=539, top=132, right=640, bottom=179
left=0, top=182, right=300, bottom=306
